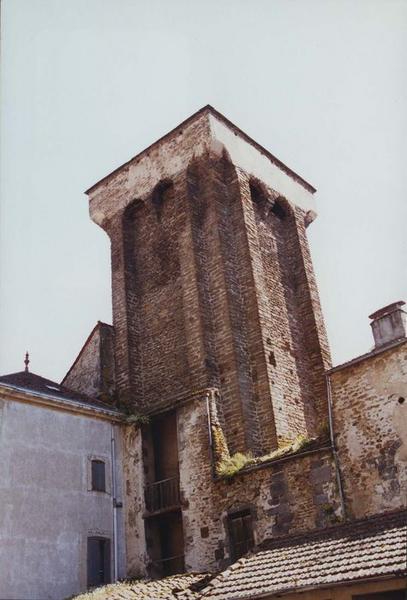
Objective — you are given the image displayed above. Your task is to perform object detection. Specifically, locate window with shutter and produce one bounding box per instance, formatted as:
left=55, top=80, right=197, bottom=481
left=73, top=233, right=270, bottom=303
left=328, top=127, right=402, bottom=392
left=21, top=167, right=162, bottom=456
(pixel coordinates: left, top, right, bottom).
left=91, top=459, right=106, bottom=492
left=227, top=509, right=254, bottom=562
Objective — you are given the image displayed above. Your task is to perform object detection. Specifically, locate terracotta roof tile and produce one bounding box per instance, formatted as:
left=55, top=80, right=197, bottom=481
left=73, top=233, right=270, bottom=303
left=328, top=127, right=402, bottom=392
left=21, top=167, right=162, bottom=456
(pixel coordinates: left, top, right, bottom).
left=71, top=573, right=212, bottom=600
left=199, top=511, right=407, bottom=599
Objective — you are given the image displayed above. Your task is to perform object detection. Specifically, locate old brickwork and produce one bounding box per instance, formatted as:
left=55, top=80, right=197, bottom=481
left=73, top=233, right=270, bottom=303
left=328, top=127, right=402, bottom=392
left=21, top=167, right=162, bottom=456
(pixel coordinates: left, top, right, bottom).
left=78, top=107, right=407, bottom=585
left=87, top=107, right=331, bottom=455
left=330, top=340, right=407, bottom=519
left=177, top=394, right=340, bottom=573
left=62, top=322, right=115, bottom=403
left=121, top=424, right=148, bottom=578
left=121, top=392, right=341, bottom=577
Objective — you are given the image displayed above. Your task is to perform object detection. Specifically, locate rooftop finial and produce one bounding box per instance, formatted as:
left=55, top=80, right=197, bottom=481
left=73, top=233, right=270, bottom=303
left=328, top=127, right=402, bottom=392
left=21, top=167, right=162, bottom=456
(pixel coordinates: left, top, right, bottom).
left=24, top=351, right=30, bottom=373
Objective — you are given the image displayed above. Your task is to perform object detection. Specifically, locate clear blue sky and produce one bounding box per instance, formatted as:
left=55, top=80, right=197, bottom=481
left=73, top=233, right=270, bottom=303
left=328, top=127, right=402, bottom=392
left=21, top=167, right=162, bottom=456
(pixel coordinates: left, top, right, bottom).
left=1, top=0, right=406, bottom=381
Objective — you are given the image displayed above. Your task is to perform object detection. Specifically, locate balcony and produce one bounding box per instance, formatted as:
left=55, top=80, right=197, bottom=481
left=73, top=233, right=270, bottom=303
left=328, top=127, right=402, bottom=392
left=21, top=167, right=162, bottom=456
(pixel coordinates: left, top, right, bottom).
left=144, top=476, right=181, bottom=515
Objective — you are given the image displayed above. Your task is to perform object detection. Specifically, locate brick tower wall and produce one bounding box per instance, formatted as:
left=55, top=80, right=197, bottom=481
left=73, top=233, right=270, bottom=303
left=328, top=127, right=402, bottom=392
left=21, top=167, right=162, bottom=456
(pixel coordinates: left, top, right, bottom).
left=88, top=109, right=331, bottom=454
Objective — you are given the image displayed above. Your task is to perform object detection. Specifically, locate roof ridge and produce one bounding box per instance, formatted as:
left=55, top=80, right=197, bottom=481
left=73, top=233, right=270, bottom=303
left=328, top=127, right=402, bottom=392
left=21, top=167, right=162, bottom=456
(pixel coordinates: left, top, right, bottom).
left=85, top=105, right=316, bottom=195
left=258, top=509, right=407, bottom=551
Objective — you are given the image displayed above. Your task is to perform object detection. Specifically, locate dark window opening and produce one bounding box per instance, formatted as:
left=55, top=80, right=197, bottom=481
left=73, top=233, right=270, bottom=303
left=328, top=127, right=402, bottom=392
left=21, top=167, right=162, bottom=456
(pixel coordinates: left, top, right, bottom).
left=123, top=198, right=144, bottom=222
left=268, top=351, right=276, bottom=367
left=158, top=511, right=185, bottom=576
left=87, top=537, right=110, bottom=588
left=152, top=411, right=179, bottom=482
left=144, top=411, right=181, bottom=513
left=250, top=180, right=286, bottom=220
left=152, top=179, right=173, bottom=219
left=249, top=180, right=266, bottom=206
left=146, top=511, right=185, bottom=578
left=91, top=460, right=106, bottom=492
left=228, top=509, right=254, bottom=562
left=270, top=199, right=286, bottom=219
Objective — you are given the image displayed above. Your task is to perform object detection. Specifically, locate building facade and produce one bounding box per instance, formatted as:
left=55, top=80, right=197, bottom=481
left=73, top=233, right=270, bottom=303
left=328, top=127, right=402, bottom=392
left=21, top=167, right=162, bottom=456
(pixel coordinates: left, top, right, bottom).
left=81, top=106, right=406, bottom=588
left=1, top=107, right=405, bottom=599
left=0, top=371, right=126, bottom=600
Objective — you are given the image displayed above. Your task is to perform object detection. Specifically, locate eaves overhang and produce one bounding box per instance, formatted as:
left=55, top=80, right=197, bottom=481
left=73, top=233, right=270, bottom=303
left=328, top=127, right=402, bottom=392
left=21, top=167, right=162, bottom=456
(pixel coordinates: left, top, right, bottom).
left=0, top=382, right=124, bottom=422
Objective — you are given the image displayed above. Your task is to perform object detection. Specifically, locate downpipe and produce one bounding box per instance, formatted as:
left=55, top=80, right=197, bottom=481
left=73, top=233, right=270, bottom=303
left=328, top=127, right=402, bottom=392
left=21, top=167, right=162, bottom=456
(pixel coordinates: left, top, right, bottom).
left=111, top=424, right=119, bottom=581
left=326, top=372, right=347, bottom=520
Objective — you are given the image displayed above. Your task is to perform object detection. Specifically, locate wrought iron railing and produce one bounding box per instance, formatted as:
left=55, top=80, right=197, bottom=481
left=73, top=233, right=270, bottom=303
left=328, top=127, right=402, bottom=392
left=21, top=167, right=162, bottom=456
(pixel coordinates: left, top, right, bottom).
left=144, top=476, right=181, bottom=513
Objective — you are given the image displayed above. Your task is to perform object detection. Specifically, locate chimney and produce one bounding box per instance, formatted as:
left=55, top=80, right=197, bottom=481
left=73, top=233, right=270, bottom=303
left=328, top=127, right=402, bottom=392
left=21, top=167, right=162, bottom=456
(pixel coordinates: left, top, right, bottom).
left=369, top=301, right=407, bottom=349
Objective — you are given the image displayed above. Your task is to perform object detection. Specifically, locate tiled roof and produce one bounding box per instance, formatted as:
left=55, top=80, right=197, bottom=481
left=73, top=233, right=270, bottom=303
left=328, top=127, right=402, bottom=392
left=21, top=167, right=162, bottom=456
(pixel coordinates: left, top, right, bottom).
left=71, top=573, right=212, bottom=600
left=0, top=370, right=119, bottom=412
left=199, top=511, right=407, bottom=600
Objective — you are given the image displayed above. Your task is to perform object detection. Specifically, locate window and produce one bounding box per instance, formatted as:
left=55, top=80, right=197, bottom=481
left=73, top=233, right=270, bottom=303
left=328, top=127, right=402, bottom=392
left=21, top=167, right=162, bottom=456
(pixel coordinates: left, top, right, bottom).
left=270, top=199, right=286, bottom=219
left=91, top=459, right=106, bottom=492
left=87, top=537, right=110, bottom=588
left=152, top=179, right=173, bottom=219
left=249, top=179, right=286, bottom=219
left=227, top=509, right=254, bottom=561
left=249, top=180, right=266, bottom=206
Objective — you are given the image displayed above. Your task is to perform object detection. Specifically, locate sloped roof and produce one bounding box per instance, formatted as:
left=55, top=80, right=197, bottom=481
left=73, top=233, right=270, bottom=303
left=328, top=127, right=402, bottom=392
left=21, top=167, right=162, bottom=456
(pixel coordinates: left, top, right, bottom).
left=199, top=510, right=407, bottom=599
left=0, top=370, right=118, bottom=412
left=72, top=573, right=212, bottom=600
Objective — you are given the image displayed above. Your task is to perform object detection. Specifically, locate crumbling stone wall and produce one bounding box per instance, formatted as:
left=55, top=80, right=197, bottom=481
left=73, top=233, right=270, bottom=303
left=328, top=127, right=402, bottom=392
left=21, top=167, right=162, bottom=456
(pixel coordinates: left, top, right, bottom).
left=122, top=423, right=148, bottom=577
left=62, top=322, right=115, bottom=403
left=121, top=394, right=340, bottom=577
left=331, top=340, right=407, bottom=519
left=62, top=325, right=101, bottom=396
left=177, top=394, right=340, bottom=572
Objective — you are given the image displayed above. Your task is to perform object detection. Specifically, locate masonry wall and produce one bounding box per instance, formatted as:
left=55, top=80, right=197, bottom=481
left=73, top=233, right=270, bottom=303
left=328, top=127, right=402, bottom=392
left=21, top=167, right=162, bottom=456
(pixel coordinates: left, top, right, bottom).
left=237, top=174, right=331, bottom=445
left=178, top=394, right=340, bottom=572
left=331, top=341, right=407, bottom=519
left=62, top=322, right=116, bottom=404
left=63, top=325, right=102, bottom=396
left=122, top=394, right=341, bottom=577
left=95, top=147, right=330, bottom=456
left=0, top=397, right=125, bottom=600
left=121, top=424, right=148, bottom=578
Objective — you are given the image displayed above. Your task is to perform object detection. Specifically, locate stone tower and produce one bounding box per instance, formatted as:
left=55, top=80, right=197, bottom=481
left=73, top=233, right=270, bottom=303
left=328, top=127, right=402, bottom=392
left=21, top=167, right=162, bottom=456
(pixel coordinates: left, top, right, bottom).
left=86, top=106, right=331, bottom=456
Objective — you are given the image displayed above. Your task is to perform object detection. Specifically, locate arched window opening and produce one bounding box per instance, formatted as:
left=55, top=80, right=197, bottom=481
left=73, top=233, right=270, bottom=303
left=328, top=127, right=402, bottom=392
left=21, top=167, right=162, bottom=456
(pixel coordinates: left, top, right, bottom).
left=123, top=198, right=144, bottom=223
left=152, top=179, right=174, bottom=219
left=270, top=199, right=286, bottom=219
left=249, top=180, right=266, bottom=206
